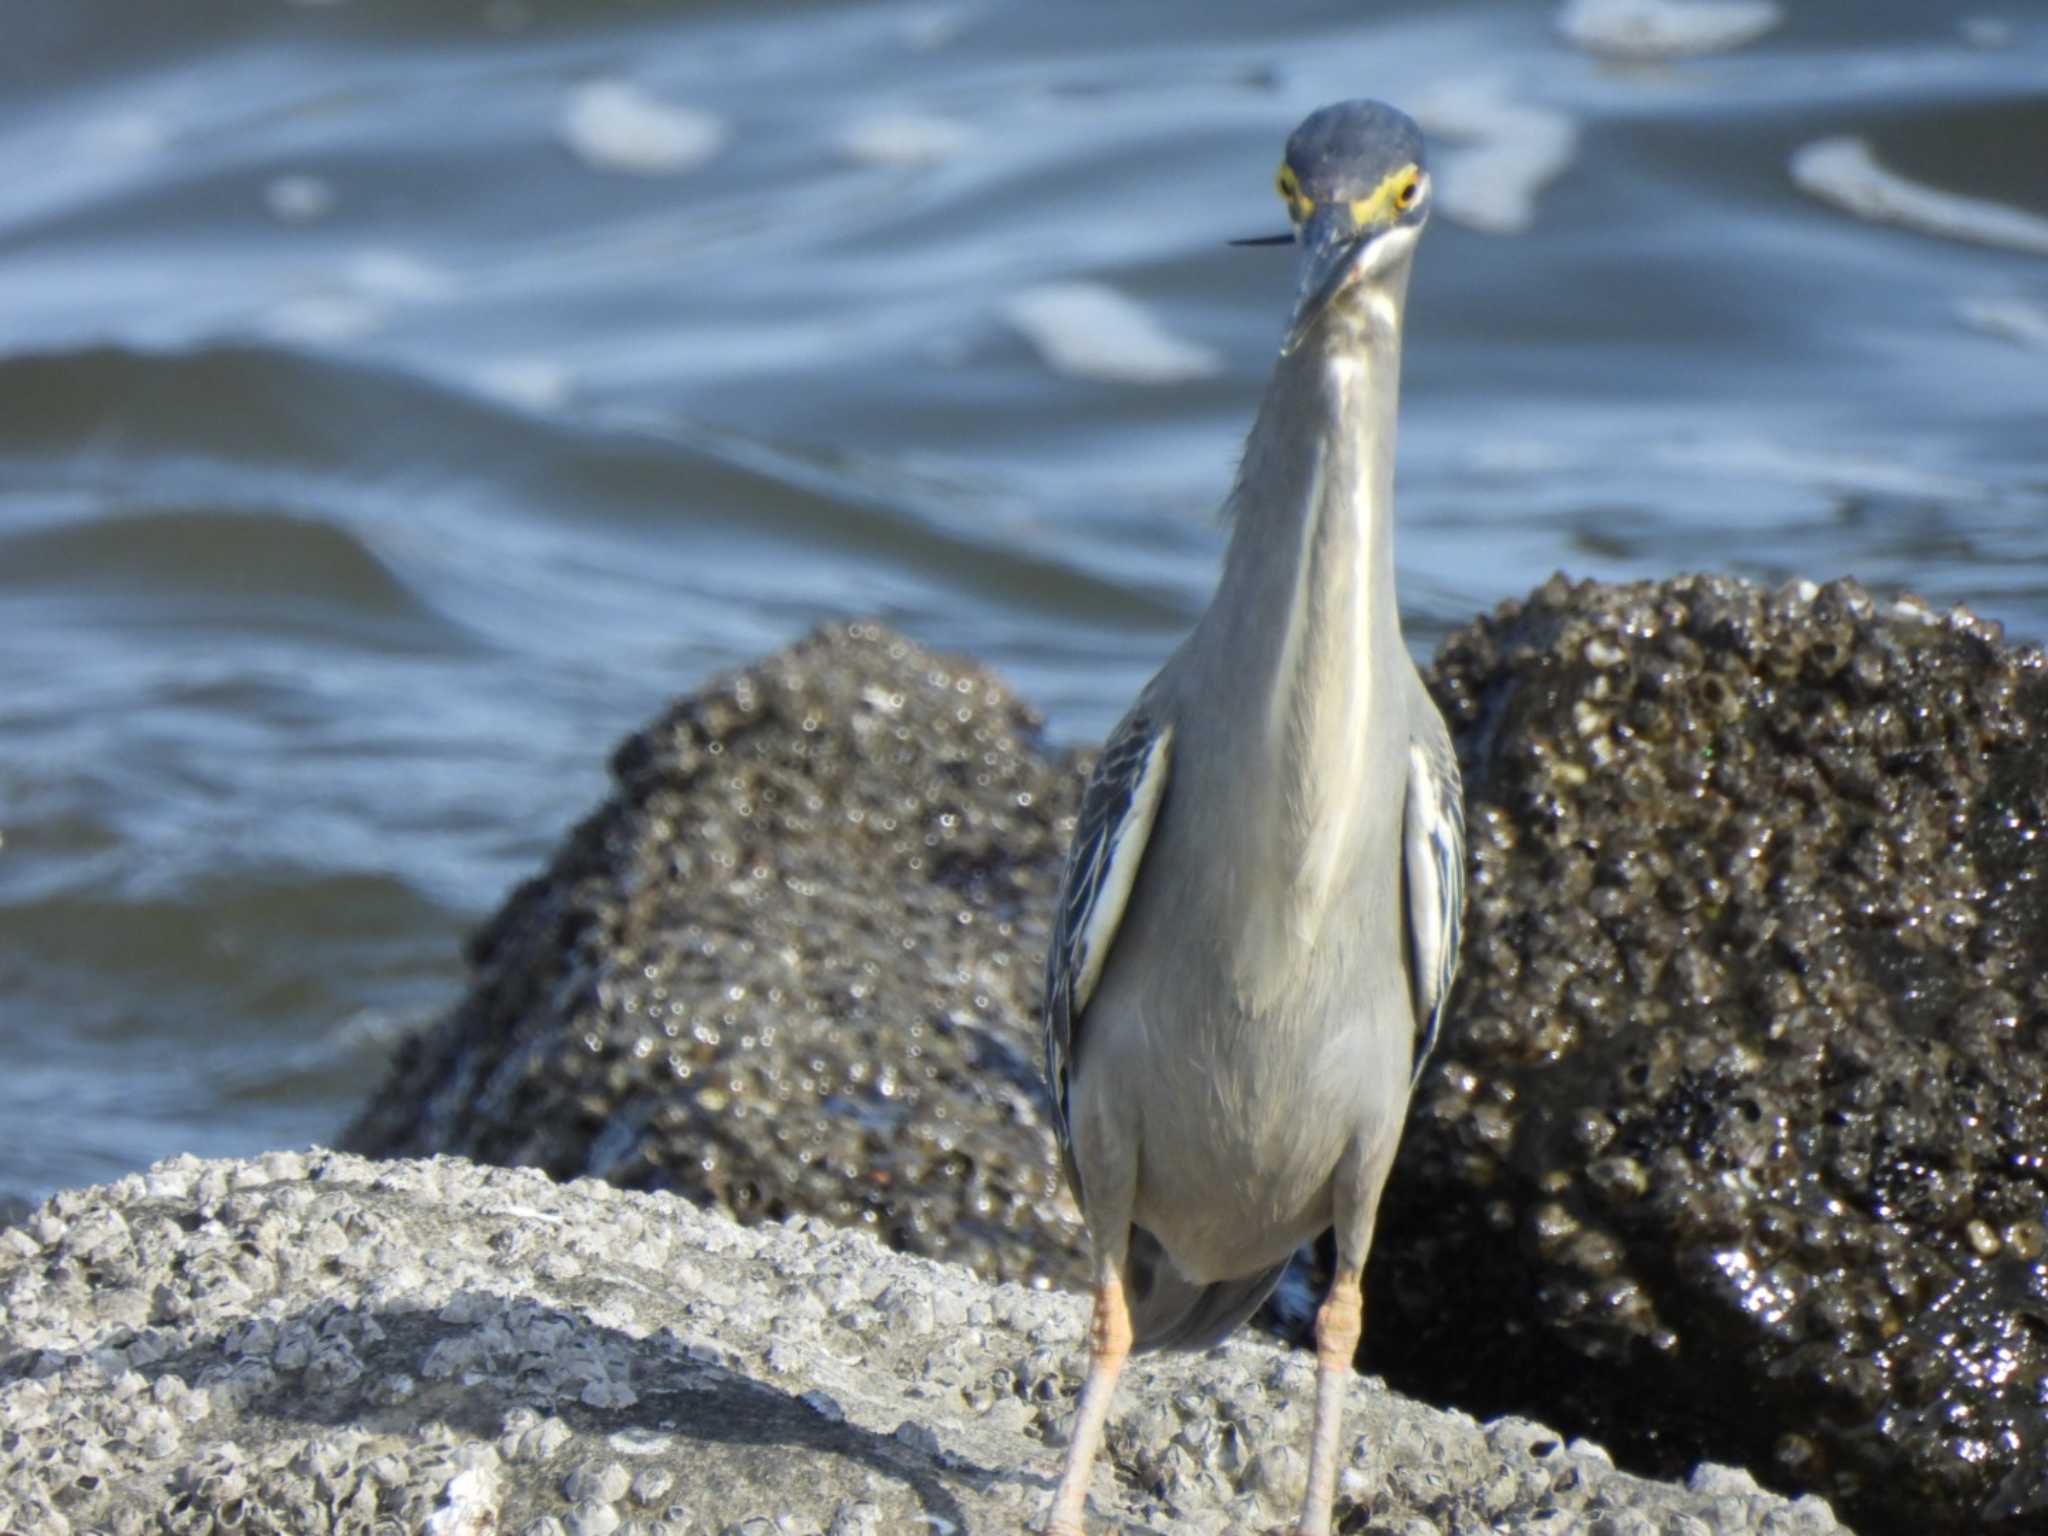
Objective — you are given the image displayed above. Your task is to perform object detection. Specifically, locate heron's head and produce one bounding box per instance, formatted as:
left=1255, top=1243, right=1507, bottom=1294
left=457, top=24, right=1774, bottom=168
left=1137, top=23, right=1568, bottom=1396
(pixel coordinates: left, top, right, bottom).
left=1271, top=100, right=1430, bottom=356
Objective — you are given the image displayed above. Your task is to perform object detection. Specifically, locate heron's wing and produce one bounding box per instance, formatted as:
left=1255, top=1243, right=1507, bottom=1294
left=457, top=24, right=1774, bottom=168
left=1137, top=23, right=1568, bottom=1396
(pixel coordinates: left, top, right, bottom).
left=1043, top=711, right=1174, bottom=1159
left=1402, top=707, right=1466, bottom=1083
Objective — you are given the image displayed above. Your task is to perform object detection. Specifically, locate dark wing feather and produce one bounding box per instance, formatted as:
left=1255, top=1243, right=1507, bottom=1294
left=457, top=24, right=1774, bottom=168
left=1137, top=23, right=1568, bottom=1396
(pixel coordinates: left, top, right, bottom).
left=1041, top=712, right=1174, bottom=1174
left=1402, top=718, right=1466, bottom=1083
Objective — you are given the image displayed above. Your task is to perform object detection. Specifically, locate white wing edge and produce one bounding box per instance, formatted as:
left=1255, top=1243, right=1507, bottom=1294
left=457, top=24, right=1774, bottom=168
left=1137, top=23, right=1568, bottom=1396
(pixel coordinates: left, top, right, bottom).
left=1403, top=731, right=1465, bottom=1080
left=1071, top=724, right=1174, bottom=1015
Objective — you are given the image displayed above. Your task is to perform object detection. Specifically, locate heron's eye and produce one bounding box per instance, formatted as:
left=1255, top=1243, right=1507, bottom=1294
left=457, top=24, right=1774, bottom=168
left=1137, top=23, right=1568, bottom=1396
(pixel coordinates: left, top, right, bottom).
left=1276, top=166, right=1298, bottom=203
left=1394, top=174, right=1421, bottom=212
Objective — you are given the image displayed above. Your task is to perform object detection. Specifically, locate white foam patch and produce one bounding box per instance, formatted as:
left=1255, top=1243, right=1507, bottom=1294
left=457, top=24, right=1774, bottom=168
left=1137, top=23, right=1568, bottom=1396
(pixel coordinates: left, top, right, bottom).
left=74, top=111, right=166, bottom=160
left=1790, top=136, right=2048, bottom=258
left=1413, top=79, right=1578, bottom=236
left=1658, top=436, right=1984, bottom=502
left=476, top=357, right=574, bottom=410
left=1958, top=297, right=2048, bottom=350
left=1468, top=438, right=1577, bottom=476
left=1557, top=0, right=1782, bottom=59
left=263, top=293, right=387, bottom=344
left=265, top=173, right=334, bottom=224
left=560, top=81, right=725, bottom=176
left=261, top=250, right=451, bottom=346
left=346, top=249, right=454, bottom=302
left=835, top=111, right=973, bottom=168
left=1002, top=282, right=1221, bottom=386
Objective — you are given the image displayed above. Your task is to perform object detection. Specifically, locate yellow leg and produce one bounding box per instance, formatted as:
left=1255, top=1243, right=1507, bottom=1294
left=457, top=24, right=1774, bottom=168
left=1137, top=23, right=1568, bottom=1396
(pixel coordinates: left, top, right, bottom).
left=1294, top=1263, right=1363, bottom=1536
left=1044, top=1268, right=1132, bottom=1536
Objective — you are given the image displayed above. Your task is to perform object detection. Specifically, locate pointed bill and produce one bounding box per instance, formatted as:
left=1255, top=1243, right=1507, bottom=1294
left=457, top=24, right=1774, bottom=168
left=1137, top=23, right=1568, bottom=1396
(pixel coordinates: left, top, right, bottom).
left=1282, top=204, right=1372, bottom=355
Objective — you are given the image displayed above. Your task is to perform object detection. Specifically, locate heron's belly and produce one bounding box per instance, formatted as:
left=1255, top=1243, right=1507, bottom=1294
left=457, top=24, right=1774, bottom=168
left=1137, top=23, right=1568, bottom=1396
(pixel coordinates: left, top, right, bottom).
left=1131, top=1147, right=1337, bottom=1283
left=1121, top=999, right=1410, bottom=1285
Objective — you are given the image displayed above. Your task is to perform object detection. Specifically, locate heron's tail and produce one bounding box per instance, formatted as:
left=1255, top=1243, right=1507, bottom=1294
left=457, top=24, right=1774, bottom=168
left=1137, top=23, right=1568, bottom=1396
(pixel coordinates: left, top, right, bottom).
left=1124, top=1224, right=1289, bottom=1354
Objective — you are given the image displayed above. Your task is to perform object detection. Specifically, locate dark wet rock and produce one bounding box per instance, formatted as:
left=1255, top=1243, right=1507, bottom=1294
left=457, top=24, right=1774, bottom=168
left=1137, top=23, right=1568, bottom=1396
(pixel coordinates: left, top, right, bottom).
left=0, top=1151, right=1849, bottom=1535
left=1372, top=573, right=2048, bottom=1536
left=343, top=620, right=1089, bottom=1290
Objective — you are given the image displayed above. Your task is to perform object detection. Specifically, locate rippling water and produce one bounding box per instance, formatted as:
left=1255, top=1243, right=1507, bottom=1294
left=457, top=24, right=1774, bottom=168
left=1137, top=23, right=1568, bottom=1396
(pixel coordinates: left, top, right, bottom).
left=2, top=0, right=2044, bottom=1198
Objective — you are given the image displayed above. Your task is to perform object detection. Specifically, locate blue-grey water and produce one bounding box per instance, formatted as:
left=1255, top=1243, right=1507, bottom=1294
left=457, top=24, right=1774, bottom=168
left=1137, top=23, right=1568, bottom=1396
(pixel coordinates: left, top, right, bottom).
left=2, top=0, right=2044, bottom=1200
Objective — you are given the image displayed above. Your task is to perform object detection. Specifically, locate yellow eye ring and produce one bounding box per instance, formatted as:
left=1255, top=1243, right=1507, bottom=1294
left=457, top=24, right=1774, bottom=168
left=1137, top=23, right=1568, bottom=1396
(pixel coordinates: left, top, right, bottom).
left=1394, top=176, right=1420, bottom=212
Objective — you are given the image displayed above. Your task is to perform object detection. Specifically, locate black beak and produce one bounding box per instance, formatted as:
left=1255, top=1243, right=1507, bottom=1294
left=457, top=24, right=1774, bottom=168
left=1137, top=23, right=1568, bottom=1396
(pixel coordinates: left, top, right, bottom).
left=1281, top=204, right=1373, bottom=356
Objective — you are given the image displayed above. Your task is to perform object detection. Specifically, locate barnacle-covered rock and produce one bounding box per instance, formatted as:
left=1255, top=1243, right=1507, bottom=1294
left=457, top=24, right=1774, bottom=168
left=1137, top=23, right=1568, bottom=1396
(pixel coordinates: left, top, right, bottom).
left=343, top=621, right=1089, bottom=1289
left=0, top=1152, right=1846, bottom=1535
left=1371, top=573, right=2048, bottom=1536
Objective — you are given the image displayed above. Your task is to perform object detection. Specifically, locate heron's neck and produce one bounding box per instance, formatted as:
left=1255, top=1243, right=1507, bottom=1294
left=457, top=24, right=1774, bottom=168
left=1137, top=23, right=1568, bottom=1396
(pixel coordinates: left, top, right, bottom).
left=1194, top=295, right=1409, bottom=907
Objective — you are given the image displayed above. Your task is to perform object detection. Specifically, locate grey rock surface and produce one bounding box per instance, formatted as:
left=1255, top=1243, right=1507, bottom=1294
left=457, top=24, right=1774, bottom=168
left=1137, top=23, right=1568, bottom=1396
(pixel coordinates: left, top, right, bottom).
left=1374, top=575, right=2048, bottom=1536
left=0, top=1150, right=1851, bottom=1535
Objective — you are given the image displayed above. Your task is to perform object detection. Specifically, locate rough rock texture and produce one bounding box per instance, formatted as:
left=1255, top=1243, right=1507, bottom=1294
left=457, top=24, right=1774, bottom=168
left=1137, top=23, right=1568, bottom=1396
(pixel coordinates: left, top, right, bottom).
left=1372, top=575, right=2048, bottom=1536
left=0, top=1151, right=1850, bottom=1536
left=345, top=586, right=2048, bottom=1535
left=345, top=621, right=1087, bottom=1291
